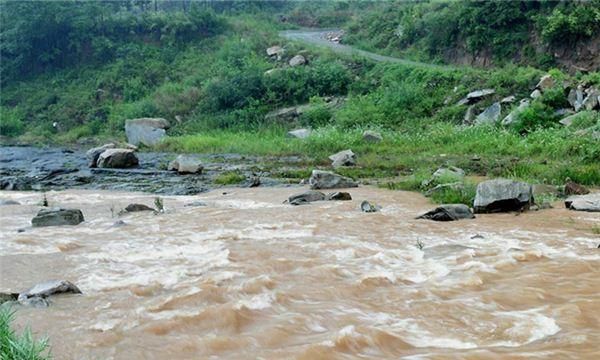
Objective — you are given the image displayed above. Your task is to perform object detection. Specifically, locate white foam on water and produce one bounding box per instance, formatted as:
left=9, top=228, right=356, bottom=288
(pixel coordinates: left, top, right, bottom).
left=235, top=291, right=275, bottom=310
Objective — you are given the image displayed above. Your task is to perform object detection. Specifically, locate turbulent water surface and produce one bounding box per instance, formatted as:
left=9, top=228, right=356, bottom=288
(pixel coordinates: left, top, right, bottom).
left=1, top=187, right=599, bottom=359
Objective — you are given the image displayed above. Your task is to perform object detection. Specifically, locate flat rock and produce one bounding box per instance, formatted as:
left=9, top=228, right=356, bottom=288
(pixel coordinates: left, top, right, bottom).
left=168, top=154, right=203, bottom=174
left=432, top=166, right=465, bottom=181
left=458, top=89, right=495, bottom=105
left=125, top=118, right=170, bottom=147
left=309, top=170, right=358, bottom=190
left=473, top=179, right=533, bottom=213
left=287, top=128, right=311, bottom=139
left=266, top=45, right=284, bottom=57
left=329, top=149, right=356, bottom=167
left=18, top=280, right=81, bottom=305
left=360, top=200, right=380, bottom=213
left=86, top=143, right=115, bottom=168
left=97, top=149, right=139, bottom=168
left=288, top=190, right=326, bottom=205
left=417, top=204, right=475, bottom=221
left=32, top=208, right=84, bottom=227
left=565, top=193, right=600, bottom=212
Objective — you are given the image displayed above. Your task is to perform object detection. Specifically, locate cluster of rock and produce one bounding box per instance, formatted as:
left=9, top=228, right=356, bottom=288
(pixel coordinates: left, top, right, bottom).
left=324, top=30, right=344, bottom=44
left=265, top=45, right=307, bottom=68
left=87, top=143, right=138, bottom=169
left=1, top=280, right=81, bottom=307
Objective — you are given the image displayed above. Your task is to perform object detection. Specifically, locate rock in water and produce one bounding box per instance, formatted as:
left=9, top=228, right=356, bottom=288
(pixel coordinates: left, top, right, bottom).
left=473, top=179, right=533, bottom=213
left=31, top=208, right=84, bottom=227
left=289, top=54, right=306, bottom=67
left=18, top=280, right=81, bottom=306
left=86, top=143, right=115, bottom=168
left=288, top=190, right=326, bottom=205
left=362, top=130, right=382, bottom=143
left=287, top=128, right=311, bottom=139
left=475, top=102, right=501, bottom=125
left=360, top=200, right=380, bottom=213
left=329, top=149, right=356, bottom=167
left=565, top=193, right=600, bottom=212
left=564, top=180, right=590, bottom=196
left=168, top=154, right=203, bottom=174
left=326, top=192, right=352, bottom=201
left=124, top=203, right=155, bottom=212
left=125, top=118, right=170, bottom=147
left=417, top=204, right=475, bottom=221
left=97, top=149, right=139, bottom=168
left=309, top=170, right=358, bottom=190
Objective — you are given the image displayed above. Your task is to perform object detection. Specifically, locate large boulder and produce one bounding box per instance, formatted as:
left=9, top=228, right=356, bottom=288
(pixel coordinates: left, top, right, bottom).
left=288, top=190, right=326, bottom=205
left=289, top=54, right=307, bottom=67
left=168, top=155, right=203, bottom=174
left=473, top=179, right=533, bottom=213
left=287, top=128, right=311, bottom=139
left=31, top=208, right=84, bottom=227
left=457, top=89, right=495, bottom=105
left=475, top=102, right=501, bottom=125
left=97, top=149, right=139, bottom=168
left=125, top=118, right=170, bottom=147
left=417, top=204, right=475, bottom=221
left=86, top=143, right=115, bottom=168
left=565, top=193, right=600, bottom=212
left=329, top=149, right=356, bottom=168
left=309, top=170, right=358, bottom=190
left=362, top=130, right=382, bottom=143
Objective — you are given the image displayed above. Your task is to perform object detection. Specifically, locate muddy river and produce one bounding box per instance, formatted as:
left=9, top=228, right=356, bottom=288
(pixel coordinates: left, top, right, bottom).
left=1, top=187, right=599, bottom=359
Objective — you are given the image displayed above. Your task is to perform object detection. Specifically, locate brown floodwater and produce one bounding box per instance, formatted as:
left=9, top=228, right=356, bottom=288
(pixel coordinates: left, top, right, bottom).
left=1, top=187, right=599, bottom=359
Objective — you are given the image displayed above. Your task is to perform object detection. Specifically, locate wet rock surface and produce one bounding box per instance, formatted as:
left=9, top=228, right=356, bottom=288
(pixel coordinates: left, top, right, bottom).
left=565, top=193, right=600, bottom=212
left=31, top=208, right=85, bottom=227
left=0, top=146, right=302, bottom=195
left=417, top=204, right=475, bottom=221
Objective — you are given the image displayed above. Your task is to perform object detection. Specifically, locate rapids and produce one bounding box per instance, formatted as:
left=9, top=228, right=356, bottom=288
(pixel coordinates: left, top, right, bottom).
left=1, top=187, right=599, bottom=359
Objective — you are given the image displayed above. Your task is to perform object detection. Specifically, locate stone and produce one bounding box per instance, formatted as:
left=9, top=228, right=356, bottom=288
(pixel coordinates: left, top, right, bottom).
left=326, top=192, right=352, bottom=201
left=31, top=208, right=84, bottom=227
left=124, top=203, right=155, bottom=212
left=125, top=118, right=170, bottom=147
left=288, top=190, right=326, bottom=205
left=417, top=204, right=475, bottom=221
left=287, top=128, right=311, bottom=139
left=501, top=99, right=530, bottom=126
left=266, top=45, right=284, bottom=57
left=565, top=193, right=600, bottom=212
left=360, top=200, right=380, bottom=213
left=535, top=75, right=555, bottom=91
left=362, top=130, right=382, bottom=143
left=463, top=105, right=476, bottom=124
left=168, top=154, right=203, bottom=174
left=329, top=149, right=356, bottom=167
left=18, top=280, right=81, bottom=306
left=582, top=88, right=599, bottom=111
left=554, top=108, right=574, bottom=117
left=475, top=102, right=501, bottom=125
left=424, top=182, right=464, bottom=197
left=530, top=89, right=542, bottom=99
left=86, top=143, right=115, bottom=168
left=500, top=95, right=516, bottom=103
left=564, top=180, right=590, bottom=196
left=432, top=166, right=465, bottom=181
left=473, top=179, right=533, bottom=213
left=457, top=89, right=495, bottom=105
left=309, top=170, right=358, bottom=190
left=289, top=54, right=307, bottom=67
left=0, top=199, right=20, bottom=205
left=97, top=149, right=139, bottom=168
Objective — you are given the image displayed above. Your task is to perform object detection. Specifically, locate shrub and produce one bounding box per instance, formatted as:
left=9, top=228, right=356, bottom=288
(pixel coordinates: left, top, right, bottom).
left=0, top=107, right=25, bottom=136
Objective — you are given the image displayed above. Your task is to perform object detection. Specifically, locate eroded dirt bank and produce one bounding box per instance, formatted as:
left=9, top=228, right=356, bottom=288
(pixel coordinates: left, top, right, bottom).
left=1, top=187, right=599, bottom=359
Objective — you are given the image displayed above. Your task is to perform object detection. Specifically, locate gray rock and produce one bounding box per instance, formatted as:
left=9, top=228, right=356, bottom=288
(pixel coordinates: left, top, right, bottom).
left=475, top=102, right=501, bottom=125
left=432, top=166, right=465, bottom=181
left=266, top=45, right=284, bottom=57
left=86, top=143, right=115, bottom=168
left=473, top=179, right=533, bottom=213
left=31, top=208, right=84, bottom=227
left=463, top=105, right=477, bottom=124
left=0, top=199, right=20, bottom=206
left=326, top=192, right=352, bottom=201
left=555, top=108, right=574, bottom=117
left=125, top=118, right=170, bottom=147
left=287, top=128, right=311, bottom=139
left=289, top=54, right=306, bottom=67
left=501, top=99, right=530, bottom=126
left=97, top=149, right=139, bottom=168
left=18, top=280, right=81, bottom=306
left=457, top=89, right=495, bottom=105
left=168, top=154, right=203, bottom=174
left=565, top=193, right=600, bottom=212
left=124, top=203, right=155, bottom=212
left=582, top=88, right=599, bottom=111
left=530, top=89, right=542, bottom=99
left=362, top=130, right=383, bottom=143
left=500, top=95, right=516, bottom=103
left=417, top=204, right=475, bottom=221
left=535, top=75, right=555, bottom=91
left=360, top=200, right=380, bottom=213
left=309, top=170, right=358, bottom=190
left=288, top=190, right=326, bottom=205
left=329, top=149, right=356, bottom=168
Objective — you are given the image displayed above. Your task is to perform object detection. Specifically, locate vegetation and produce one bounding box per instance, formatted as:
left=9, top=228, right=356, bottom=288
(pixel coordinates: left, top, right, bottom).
left=0, top=306, right=51, bottom=360
left=214, top=171, right=247, bottom=185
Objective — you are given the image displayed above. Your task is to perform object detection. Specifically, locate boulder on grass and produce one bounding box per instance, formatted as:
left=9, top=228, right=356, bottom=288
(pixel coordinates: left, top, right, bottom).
left=168, top=155, right=203, bottom=174
left=287, top=128, right=311, bottom=139
left=565, top=193, right=600, bottom=212
left=329, top=149, right=356, bottom=167
left=535, top=75, right=555, bottom=91
left=125, top=118, right=170, bottom=147
left=86, top=143, right=115, bottom=168
left=432, top=166, right=465, bottom=181
left=473, top=179, right=533, bottom=213
left=362, top=130, right=382, bottom=143
left=475, top=102, right=501, bottom=125
left=97, top=149, right=139, bottom=168
left=309, top=170, right=358, bottom=190
left=266, top=45, right=284, bottom=58
left=289, top=55, right=307, bottom=67
left=288, top=190, right=326, bottom=205
left=417, top=204, right=475, bottom=221
left=31, top=208, right=84, bottom=227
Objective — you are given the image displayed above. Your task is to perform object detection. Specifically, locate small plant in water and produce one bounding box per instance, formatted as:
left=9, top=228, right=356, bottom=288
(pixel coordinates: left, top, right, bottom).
left=0, top=306, right=51, bottom=359
left=109, top=203, right=116, bottom=218
left=154, top=197, right=164, bottom=213
left=40, top=193, right=48, bottom=207
left=415, top=239, right=425, bottom=250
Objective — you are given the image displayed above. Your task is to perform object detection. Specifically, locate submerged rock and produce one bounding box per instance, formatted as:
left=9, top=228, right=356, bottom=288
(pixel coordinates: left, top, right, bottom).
left=417, top=204, right=475, bottom=221
left=97, top=149, right=139, bottom=168
left=288, top=190, right=326, bottom=205
left=309, top=170, right=358, bottom=190
left=329, top=149, right=356, bottom=168
left=168, top=154, right=203, bottom=174
left=124, top=203, right=155, bottom=212
left=360, top=200, right=380, bottom=213
left=125, top=118, right=170, bottom=147
left=31, top=208, right=84, bottom=227
left=473, top=179, right=533, bottom=213
left=565, top=193, right=600, bottom=212
left=326, top=192, right=352, bottom=201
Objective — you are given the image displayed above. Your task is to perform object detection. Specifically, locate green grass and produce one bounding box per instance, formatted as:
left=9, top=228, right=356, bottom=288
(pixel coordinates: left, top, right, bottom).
left=0, top=306, right=51, bottom=360
left=214, top=171, right=247, bottom=185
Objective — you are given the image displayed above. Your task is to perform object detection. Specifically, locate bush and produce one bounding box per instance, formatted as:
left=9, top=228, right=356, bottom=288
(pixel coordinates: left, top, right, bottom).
left=0, top=107, right=25, bottom=136
left=512, top=102, right=557, bottom=134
